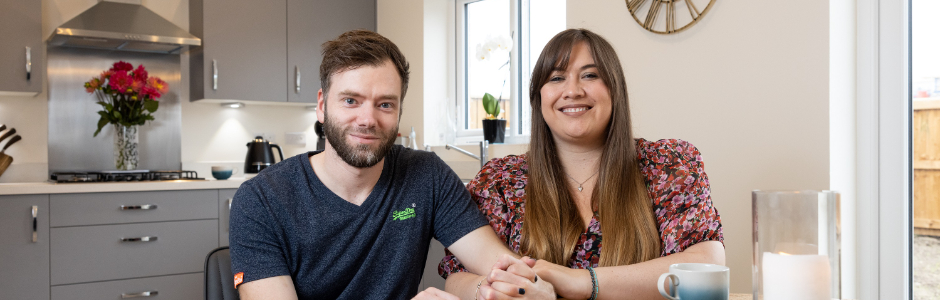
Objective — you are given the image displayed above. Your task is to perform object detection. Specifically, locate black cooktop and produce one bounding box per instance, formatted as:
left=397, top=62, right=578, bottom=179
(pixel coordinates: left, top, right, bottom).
left=50, top=170, right=204, bottom=183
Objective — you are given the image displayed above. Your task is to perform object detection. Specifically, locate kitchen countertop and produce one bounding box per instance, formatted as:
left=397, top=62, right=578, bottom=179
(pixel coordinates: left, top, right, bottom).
left=0, top=177, right=249, bottom=195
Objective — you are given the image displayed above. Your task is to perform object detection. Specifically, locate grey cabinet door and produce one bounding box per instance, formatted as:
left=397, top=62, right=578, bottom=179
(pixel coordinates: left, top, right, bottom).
left=0, top=195, right=50, bottom=300
left=219, top=188, right=237, bottom=247
left=190, top=0, right=287, bottom=102
left=0, top=0, right=42, bottom=95
left=286, top=0, right=376, bottom=103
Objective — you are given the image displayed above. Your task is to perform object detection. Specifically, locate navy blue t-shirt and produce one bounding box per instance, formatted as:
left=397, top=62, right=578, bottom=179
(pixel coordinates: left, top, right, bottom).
left=229, top=146, right=488, bottom=299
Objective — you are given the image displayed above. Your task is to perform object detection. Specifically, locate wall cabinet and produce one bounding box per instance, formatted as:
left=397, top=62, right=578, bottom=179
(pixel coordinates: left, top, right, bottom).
left=190, top=0, right=375, bottom=103
left=0, top=195, right=50, bottom=300
left=0, top=0, right=42, bottom=96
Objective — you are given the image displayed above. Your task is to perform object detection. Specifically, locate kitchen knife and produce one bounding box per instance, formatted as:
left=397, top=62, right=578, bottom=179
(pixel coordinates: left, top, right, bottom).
left=1, top=135, right=21, bottom=153
left=0, top=128, right=15, bottom=144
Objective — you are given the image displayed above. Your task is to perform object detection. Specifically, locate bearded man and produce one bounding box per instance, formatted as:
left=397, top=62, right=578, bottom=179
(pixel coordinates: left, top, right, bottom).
left=229, top=30, right=553, bottom=300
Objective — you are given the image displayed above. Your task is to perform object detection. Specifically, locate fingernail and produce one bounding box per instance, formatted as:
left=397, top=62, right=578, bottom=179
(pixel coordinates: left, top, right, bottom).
left=519, top=288, right=526, bottom=295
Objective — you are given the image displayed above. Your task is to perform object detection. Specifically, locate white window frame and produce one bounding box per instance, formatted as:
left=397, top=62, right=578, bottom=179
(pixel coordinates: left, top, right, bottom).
left=454, top=0, right=530, bottom=144
left=855, top=0, right=910, bottom=298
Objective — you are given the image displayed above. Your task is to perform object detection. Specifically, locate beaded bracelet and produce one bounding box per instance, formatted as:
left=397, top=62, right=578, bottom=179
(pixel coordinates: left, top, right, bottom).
left=587, top=266, right=599, bottom=300
left=475, top=277, right=485, bottom=300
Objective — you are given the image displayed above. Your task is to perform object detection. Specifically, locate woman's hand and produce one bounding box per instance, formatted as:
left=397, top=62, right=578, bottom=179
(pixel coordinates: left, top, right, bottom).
left=480, top=254, right=556, bottom=299
left=528, top=259, right=592, bottom=300
left=413, top=287, right=460, bottom=300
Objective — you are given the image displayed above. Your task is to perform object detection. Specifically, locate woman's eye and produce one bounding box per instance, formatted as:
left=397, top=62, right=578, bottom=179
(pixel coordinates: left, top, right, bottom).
left=583, top=73, right=599, bottom=79
left=549, top=76, right=564, bottom=82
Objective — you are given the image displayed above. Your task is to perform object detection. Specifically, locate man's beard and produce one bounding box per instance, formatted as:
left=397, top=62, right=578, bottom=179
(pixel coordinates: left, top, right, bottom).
left=322, top=110, right=398, bottom=168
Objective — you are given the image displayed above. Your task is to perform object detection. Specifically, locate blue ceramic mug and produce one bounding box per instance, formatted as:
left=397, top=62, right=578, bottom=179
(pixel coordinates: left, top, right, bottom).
left=211, top=166, right=235, bottom=180
left=658, top=263, right=730, bottom=300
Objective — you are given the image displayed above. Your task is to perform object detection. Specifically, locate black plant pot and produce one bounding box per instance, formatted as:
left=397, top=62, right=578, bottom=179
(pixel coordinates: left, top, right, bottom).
left=482, top=119, right=506, bottom=143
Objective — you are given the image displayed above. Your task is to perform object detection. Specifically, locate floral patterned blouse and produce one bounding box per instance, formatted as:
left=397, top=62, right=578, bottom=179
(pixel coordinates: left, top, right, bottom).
left=438, top=139, right=724, bottom=279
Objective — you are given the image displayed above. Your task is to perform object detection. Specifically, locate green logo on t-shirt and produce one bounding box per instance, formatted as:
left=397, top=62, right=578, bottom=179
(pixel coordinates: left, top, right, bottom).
left=393, top=207, right=415, bottom=221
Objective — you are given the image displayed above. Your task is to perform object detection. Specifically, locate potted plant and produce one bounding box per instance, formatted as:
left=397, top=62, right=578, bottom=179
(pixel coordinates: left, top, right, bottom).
left=84, top=61, right=168, bottom=170
left=481, top=92, right=506, bottom=143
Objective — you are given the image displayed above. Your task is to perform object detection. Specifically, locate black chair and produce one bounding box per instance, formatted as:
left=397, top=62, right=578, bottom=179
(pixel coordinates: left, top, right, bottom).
left=205, top=246, right=240, bottom=300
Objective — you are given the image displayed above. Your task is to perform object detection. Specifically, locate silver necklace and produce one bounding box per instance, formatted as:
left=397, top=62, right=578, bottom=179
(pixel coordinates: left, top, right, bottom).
left=564, top=170, right=600, bottom=192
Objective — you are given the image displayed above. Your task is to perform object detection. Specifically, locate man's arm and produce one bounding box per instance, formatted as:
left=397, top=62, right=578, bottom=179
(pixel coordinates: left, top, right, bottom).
left=238, top=276, right=298, bottom=300
left=443, top=227, right=516, bottom=299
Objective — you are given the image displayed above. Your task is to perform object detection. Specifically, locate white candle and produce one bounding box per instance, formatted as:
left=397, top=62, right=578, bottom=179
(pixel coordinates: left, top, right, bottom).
left=762, top=252, right=831, bottom=300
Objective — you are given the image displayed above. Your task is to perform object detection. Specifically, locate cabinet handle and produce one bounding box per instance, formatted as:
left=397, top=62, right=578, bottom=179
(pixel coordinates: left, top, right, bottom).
left=228, top=198, right=233, bottom=210
left=212, top=59, right=218, bottom=90
left=31, top=206, right=38, bottom=243
left=121, top=291, right=158, bottom=298
left=120, top=204, right=157, bottom=210
left=121, top=236, right=158, bottom=242
left=295, top=66, right=301, bottom=93
left=25, top=47, right=31, bottom=81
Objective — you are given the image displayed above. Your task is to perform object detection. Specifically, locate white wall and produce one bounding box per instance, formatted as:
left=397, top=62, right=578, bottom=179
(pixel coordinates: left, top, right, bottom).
left=0, top=0, right=320, bottom=183
left=567, top=0, right=830, bottom=293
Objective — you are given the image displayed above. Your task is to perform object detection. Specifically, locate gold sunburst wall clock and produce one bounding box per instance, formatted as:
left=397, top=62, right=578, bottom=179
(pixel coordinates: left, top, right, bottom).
left=625, top=0, right=716, bottom=34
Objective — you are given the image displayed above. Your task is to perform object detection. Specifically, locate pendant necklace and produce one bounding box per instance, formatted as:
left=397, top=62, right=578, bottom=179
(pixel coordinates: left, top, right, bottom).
left=564, top=169, right=600, bottom=192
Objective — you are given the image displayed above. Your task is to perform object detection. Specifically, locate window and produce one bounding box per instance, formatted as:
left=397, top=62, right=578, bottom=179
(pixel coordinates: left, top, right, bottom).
left=456, top=0, right=565, bottom=142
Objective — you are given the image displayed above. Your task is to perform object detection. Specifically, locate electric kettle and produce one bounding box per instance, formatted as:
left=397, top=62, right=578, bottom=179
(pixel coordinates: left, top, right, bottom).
left=245, top=136, right=284, bottom=174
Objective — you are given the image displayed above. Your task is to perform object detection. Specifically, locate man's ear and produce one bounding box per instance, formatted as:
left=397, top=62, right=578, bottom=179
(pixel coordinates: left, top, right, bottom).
left=317, top=89, right=326, bottom=122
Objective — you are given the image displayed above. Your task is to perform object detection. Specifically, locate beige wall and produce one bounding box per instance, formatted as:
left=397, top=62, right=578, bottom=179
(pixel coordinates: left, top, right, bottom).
left=568, top=0, right=830, bottom=293
left=378, top=0, right=425, bottom=148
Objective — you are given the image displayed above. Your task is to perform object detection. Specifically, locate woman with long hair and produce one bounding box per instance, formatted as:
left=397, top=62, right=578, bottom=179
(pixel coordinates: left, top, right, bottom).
left=439, top=28, right=724, bottom=299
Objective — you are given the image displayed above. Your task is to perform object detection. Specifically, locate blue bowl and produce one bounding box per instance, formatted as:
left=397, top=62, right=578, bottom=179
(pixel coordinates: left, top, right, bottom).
left=211, top=170, right=233, bottom=180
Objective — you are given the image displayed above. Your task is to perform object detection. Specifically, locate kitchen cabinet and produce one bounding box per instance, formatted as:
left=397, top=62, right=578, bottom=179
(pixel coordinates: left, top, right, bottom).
left=190, top=0, right=376, bottom=103
left=220, top=188, right=236, bottom=246
left=286, top=0, right=376, bottom=103
left=0, top=0, right=42, bottom=96
left=189, top=0, right=287, bottom=102
left=0, top=195, right=50, bottom=300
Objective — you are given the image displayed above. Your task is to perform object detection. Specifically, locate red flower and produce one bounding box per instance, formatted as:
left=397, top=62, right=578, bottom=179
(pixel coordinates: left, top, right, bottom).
left=130, top=79, right=145, bottom=93
left=147, top=77, right=168, bottom=96
left=100, top=70, right=113, bottom=80
left=140, top=86, right=161, bottom=100
left=111, top=61, right=133, bottom=72
left=132, top=64, right=148, bottom=82
left=108, top=71, right=133, bottom=92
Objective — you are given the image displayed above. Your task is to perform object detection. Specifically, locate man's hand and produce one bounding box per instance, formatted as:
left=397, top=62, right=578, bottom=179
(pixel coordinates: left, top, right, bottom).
left=413, top=287, right=460, bottom=300
left=479, top=254, right=555, bottom=299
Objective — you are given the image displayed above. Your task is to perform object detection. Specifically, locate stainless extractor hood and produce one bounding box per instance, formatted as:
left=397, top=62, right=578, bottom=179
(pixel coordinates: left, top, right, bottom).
left=47, top=2, right=200, bottom=54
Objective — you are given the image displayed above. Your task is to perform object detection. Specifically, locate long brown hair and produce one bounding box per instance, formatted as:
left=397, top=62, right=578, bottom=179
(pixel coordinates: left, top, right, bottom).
left=522, top=29, right=660, bottom=267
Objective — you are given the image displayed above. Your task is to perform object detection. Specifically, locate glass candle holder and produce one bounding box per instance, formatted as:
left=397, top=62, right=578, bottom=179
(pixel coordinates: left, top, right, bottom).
left=752, top=190, right=840, bottom=300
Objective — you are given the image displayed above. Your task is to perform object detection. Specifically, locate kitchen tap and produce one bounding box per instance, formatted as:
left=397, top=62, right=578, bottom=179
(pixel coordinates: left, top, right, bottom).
left=445, top=141, right=489, bottom=169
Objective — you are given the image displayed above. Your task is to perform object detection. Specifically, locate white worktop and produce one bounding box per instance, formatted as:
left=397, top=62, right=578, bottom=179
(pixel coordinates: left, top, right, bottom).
left=0, top=177, right=248, bottom=195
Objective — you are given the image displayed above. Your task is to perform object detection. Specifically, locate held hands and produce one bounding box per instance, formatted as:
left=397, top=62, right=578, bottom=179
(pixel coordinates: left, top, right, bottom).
left=529, top=259, right=592, bottom=300
left=478, top=254, right=556, bottom=300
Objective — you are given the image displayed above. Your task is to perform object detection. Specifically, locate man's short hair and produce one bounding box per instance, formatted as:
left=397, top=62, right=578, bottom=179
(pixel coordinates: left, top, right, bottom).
left=320, top=30, right=410, bottom=102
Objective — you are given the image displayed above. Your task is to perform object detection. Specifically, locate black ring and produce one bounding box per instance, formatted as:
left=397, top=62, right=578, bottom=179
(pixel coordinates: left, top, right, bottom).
left=533, top=275, right=538, bottom=283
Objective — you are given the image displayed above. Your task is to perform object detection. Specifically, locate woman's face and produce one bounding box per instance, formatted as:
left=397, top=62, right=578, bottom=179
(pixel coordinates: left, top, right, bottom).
left=540, top=41, right=612, bottom=147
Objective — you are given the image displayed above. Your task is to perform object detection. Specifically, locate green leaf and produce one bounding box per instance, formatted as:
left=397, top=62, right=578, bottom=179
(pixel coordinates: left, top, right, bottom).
left=96, top=101, right=114, bottom=111
left=112, top=110, right=122, bottom=119
left=93, top=116, right=108, bottom=137
left=482, top=93, right=496, bottom=116
left=493, top=100, right=500, bottom=117
left=144, top=100, right=159, bottom=113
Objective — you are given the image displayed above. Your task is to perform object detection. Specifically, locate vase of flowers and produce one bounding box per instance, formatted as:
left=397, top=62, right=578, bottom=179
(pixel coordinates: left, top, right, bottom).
left=481, top=92, right=506, bottom=143
left=475, top=34, right=512, bottom=144
left=84, top=61, right=167, bottom=170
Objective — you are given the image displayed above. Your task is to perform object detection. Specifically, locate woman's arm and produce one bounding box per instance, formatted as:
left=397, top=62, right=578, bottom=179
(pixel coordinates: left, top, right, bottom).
left=536, top=241, right=725, bottom=300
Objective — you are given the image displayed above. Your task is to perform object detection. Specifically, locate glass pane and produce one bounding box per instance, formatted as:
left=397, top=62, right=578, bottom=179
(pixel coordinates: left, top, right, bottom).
left=913, top=0, right=940, bottom=298
left=465, top=0, right=511, bottom=130
left=525, top=0, right=565, bottom=135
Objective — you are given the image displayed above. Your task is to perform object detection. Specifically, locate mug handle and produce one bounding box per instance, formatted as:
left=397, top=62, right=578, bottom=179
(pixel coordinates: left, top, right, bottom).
left=657, top=273, right=680, bottom=300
